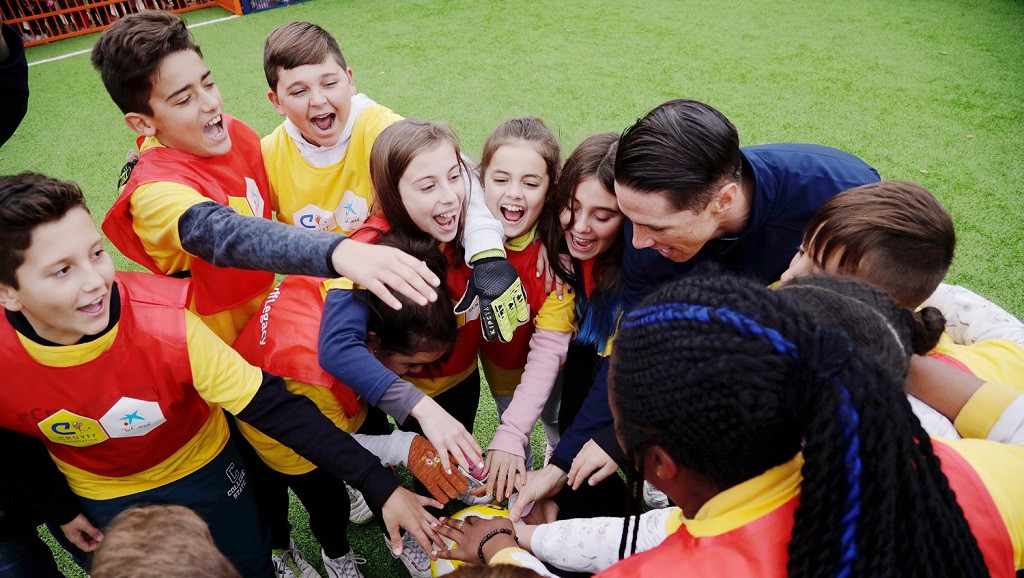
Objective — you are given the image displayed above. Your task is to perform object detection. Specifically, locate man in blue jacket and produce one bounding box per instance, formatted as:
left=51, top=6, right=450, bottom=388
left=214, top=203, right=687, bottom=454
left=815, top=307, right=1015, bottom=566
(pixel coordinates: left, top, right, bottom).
left=511, top=99, right=881, bottom=519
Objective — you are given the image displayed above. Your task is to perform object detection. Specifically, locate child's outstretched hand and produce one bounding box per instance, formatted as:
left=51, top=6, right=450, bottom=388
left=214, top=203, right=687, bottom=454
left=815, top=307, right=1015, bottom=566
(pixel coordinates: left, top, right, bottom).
left=484, top=449, right=528, bottom=501
left=408, top=435, right=470, bottom=502
left=456, top=257, right=530, bottom=342
left=331, top=239, right=440, bottom=310
left=507, top=464, right=567, bottom=522
left=381, top=486, right=445, bottom=558
left=410, top=396, right=483, bottom=474
left=435, top=515, right=519, bottom=564
left=567, top=438, right=619, bottom=490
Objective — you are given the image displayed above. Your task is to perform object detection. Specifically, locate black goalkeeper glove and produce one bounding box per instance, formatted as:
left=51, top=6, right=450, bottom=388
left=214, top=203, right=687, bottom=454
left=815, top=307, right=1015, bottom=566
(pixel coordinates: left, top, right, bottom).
left=455, top=257, right=529, bottom=342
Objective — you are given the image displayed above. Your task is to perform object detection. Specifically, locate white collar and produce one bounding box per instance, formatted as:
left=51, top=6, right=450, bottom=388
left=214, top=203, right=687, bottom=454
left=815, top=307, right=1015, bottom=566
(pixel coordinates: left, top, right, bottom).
left=283, top=93, right=375, bottom=168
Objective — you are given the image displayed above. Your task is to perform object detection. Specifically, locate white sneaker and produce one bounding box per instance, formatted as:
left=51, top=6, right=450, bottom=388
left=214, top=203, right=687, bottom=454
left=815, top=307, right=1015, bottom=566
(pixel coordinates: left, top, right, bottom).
left=384, top=532, right=432, bottom=578
left=321, top=549, right=365, bottom=578
left=643, top=480, right=670, bottom=509
left=272, top=540, right=322, bottom=578
left=346, top=484, right=374, bottom=524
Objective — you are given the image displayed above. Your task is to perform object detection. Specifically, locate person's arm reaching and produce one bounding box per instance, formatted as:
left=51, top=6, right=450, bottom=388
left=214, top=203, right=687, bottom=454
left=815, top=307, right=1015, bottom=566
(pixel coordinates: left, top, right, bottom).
left=188, top=311, right=444, bottom=555
left=459, top=157, right=531, bottom=342
left=318, top=286, right=424, bottom=417
left=235, top=373, right=445, bottom=555
left=461, top=155, right=505, bottom=260
left=522, top=507, right=678, bottom=573
left=487, top=328, right=572, bottom=500
left=236, top=372, right=401, bottom=505
left=179, top=203, right=439, bottom=309
left=907, top=354, right=1024, bottom=443
left=319, top=286, right=482, bottom=473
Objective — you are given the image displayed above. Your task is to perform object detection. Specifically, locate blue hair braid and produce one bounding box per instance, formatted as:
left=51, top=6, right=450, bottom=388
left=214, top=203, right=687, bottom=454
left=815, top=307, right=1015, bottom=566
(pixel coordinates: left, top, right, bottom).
left=623, top=302, right=797, bottom=356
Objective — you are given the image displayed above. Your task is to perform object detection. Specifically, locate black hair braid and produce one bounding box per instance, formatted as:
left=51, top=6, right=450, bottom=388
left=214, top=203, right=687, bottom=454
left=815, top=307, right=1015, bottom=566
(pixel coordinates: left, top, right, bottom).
left=911, top=306, right=946, bottom=354
left=787, top=345, right=905, bottom=578
left=774, top=272, right=974, bottom=573
left=789, top=314, right=987, bottom=578
left=618, top=459, right=646, bottom=560
left=785, top=376, right=850, bottom=577
left=612, top=273, right=989, bottom=578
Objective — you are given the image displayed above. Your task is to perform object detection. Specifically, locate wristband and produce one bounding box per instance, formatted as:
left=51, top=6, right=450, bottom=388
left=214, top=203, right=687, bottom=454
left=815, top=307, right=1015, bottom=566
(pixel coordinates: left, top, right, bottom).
left=477, top=527, right=515, bottom=564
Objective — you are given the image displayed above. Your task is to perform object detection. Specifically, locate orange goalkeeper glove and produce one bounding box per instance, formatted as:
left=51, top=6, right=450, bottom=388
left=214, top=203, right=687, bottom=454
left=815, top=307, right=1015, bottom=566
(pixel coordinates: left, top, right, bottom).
left=407, top=435, right=470, bottom=503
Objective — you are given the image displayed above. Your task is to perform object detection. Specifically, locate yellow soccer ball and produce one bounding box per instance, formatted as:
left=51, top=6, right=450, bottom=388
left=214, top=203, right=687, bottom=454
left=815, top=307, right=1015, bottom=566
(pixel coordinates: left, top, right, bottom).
left=430, top=504, right=511, bottom=576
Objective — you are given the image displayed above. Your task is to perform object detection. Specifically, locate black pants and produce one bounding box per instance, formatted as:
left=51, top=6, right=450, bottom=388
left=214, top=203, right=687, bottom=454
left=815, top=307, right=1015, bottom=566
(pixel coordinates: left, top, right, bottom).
left=558, top=344, right=602, bottom=435
left=234, top=407, right=392, bottom=558
left=553, top=345, right=629, bottom=520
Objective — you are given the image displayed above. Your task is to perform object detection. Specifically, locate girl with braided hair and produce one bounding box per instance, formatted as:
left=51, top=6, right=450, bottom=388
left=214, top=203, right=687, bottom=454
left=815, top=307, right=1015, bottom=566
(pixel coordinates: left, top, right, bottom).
left=436, top=273, right=1024, bottom=575
left=598, top=273, right=1023, bottom=577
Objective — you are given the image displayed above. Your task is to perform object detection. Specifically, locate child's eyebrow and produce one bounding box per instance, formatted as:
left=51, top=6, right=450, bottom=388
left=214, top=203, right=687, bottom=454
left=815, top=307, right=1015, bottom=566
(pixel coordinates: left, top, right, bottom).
left=166, top=70, right=212, bottom=102
left=284, top=72, right=339, bottom=91
left=411, top=174, right=437, bottom=185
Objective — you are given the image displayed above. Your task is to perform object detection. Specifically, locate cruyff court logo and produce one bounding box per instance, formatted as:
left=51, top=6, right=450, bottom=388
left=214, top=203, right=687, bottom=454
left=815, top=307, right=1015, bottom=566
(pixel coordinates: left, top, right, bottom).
left=38, top=410, right=108, bottom=447
left=293, top=203, right=337, bottom=232
left=292, top=191, right=368, bottom=234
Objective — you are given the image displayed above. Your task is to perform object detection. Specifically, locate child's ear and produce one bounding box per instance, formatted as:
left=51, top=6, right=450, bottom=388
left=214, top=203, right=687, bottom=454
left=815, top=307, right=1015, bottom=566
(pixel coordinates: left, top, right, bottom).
left=643, top=445, right=678, bottom=481
left=124, top=112, right=156, bottom=137
left=267, top=90, right=287, bottom=117
left=365, top=331, right=381, bottom=355
left=0, top=284, right=23, bottom=313
left=346, top=67, right=356, bottom=96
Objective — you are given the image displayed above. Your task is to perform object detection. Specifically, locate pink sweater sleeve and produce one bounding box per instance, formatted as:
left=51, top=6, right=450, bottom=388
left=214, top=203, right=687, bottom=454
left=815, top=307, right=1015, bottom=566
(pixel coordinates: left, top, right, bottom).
left=488, top=329, right=572, bottom=456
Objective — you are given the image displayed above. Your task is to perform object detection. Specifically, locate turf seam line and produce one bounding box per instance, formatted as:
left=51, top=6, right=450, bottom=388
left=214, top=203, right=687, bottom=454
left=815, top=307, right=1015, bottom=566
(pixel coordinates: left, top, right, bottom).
left=27, top=14, right=239, bottom=67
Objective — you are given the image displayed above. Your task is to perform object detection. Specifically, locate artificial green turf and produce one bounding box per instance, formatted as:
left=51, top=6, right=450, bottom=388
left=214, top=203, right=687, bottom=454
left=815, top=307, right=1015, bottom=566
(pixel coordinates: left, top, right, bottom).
left=5, top=0, right=1022, bottom=314
left=8, top=0, right=1024, bottom=575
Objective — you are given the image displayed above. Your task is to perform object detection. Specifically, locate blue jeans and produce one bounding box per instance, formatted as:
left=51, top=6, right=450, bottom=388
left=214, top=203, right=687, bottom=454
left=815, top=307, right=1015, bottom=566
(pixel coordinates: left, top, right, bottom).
left=0, top=527, right=63, bottom=578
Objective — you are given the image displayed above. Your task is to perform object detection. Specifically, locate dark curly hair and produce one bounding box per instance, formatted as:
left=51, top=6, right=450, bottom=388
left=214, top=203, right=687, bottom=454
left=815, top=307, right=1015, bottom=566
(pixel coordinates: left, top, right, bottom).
left=610, top=273, right=987, bottom=578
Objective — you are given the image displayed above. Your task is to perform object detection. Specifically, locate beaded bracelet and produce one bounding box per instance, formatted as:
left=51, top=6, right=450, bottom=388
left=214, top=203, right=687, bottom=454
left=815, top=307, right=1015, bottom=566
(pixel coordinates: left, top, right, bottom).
left=477, top=527, right=515, bottom=564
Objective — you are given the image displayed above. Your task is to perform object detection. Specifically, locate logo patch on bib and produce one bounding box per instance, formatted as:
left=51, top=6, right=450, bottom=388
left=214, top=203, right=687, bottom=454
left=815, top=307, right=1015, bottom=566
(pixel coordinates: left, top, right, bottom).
left=99, top=397, right=166, bottom=438
left=38, top=410, right=108, bottom=447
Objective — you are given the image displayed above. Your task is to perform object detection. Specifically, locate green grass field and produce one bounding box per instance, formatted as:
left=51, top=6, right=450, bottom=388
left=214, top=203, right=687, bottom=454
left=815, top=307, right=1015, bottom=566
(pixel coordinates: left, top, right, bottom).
left=5, top=0, right=1024, bottom=575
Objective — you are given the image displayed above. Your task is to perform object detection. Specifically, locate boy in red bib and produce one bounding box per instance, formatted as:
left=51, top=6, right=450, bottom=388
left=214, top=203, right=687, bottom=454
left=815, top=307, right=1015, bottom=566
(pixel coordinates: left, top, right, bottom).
left=0, top=173, right=445, bottom=577
left=91, top=11, right=441, bottom=344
